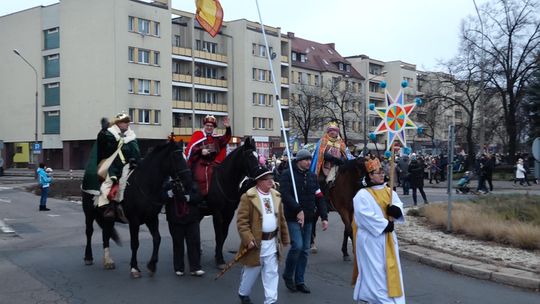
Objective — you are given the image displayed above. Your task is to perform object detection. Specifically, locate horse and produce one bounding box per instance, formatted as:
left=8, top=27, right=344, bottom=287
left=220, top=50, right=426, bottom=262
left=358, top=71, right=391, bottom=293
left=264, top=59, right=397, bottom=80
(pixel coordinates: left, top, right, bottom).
left=123, top=140, right=192, bottom=278
left=82, top=142, right=122, bottom=269
left=326, top=157, right=367, bottom=260
left=200, top=137, right=260, bottom=268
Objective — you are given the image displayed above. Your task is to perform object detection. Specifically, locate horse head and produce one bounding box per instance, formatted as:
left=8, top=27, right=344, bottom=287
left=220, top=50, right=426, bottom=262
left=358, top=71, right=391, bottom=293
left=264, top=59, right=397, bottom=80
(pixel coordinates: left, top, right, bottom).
left=164, top=140, right=192, bottom=197
left=239, top=136, right=260, bottom=179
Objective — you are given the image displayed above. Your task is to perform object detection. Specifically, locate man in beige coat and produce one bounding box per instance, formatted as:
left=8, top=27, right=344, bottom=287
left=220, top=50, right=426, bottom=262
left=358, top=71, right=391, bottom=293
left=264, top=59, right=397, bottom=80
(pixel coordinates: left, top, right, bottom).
left=237, top=167, right=290, bottom=304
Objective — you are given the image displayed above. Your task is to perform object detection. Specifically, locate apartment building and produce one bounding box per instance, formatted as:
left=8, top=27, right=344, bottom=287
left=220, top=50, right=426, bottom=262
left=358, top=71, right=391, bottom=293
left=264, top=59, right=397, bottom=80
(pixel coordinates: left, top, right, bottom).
left=288, top=33, right=364, bottom=146
left=0, top=0, right=292, bottom=169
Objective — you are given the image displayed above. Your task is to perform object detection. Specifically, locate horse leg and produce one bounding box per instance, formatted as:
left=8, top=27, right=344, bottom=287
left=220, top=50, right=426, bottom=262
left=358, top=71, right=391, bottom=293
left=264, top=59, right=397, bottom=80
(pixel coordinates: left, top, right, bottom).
left=146, top=217, right=161, bottom=276
left=82, top=192, right=95, bottom=265
left=102, top=218, right=116, bottom=269
left=212, top=210, right=227, bottom=269
left=129, top=221, right=142, bottom=278
left=337, top=207, right=353, bottom=261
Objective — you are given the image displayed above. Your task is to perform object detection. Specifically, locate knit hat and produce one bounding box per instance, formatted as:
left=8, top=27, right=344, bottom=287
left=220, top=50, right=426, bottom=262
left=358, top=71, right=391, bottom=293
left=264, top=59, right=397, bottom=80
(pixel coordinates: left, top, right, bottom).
left=295, top=149, right=312, bottom=161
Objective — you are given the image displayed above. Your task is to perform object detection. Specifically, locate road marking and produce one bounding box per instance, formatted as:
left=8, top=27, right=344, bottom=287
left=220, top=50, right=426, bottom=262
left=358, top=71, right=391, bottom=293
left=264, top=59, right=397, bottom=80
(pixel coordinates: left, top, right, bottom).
left=0, top=187, right=13, bottom=191
left=0, top=219, right=15, bottom=234
left=47, top=214, right=61, bottom=217
left=0, top=198, right=12, bottom=203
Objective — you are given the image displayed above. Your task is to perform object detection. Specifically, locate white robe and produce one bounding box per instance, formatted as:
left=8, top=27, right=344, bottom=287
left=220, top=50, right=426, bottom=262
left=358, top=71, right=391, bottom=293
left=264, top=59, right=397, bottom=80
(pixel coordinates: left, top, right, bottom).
left=353, top=184, right=406, bottom=304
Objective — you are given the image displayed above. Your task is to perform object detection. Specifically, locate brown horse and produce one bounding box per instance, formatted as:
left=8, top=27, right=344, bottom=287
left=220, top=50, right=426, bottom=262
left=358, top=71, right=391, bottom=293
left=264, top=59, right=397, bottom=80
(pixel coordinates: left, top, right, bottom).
left=326, top=157, right=366, bottom=260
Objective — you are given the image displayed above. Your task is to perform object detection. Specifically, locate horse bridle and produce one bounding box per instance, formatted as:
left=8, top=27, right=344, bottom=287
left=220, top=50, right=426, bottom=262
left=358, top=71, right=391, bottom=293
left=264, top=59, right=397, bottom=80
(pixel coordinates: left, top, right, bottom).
left=213, top=149, right=259, bottom=202
left=169, top=149, right=191, bottom=197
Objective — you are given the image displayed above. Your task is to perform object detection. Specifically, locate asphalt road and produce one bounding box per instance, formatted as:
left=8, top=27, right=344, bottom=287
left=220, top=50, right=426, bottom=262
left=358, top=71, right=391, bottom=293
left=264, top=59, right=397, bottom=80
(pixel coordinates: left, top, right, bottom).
left=0, top=185, right=539, bottom=304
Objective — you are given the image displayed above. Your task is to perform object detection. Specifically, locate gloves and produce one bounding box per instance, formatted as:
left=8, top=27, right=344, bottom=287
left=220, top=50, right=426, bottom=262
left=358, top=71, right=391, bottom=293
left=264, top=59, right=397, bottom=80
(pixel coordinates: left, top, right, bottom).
left=108, top=183, right=119, bottom=201
left=110, top=176, right=119, bottom=184
left=387, top=205, right=403, bottom=219
left=383, top=221, right=394, bottom=233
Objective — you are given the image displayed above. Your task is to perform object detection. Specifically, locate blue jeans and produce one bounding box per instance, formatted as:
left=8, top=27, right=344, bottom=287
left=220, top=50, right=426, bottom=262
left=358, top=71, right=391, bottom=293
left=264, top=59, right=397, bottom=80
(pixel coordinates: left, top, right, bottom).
left=283, top=221, right=312, bottom=285
left=40, top=186, right=49, bottom=207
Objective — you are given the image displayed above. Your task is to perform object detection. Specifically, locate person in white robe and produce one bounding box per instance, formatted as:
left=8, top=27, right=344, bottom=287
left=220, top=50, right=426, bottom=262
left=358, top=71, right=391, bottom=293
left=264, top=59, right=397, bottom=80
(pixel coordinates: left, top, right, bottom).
left=353, top=157, right=406, bottom=304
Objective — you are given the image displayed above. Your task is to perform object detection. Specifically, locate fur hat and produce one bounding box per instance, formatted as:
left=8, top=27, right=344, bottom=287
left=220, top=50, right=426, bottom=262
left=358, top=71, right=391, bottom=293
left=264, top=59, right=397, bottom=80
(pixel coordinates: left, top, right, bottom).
left=295, top=149, right=312, bottom=161
left=113, top=113, right=130, bottom=124
left=365, top=158, right=382, bottom=173
left=254, top=166, right=273, bottom=181
left=326, top=121, right=340, bottom=133
left=203, top=115, right=217, bottom=127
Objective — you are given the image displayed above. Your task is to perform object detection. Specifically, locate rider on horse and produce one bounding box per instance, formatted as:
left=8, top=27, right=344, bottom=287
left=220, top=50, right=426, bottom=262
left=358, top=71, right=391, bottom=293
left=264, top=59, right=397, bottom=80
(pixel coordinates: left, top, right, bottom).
left=96, top=113, right=140, bottom=222
left=310, top=121, right=353, bottom=193
left=185, top=115, right=231, bottom=197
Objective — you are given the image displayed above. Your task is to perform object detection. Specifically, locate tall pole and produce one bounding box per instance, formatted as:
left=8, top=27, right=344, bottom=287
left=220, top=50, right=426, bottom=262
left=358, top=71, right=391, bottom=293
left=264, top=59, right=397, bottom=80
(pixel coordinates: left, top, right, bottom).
left=473, top=0, right=486, bottom=153
left=13, top=49, right=39, bottom=167
left=447, top=124, right=455, bottom=232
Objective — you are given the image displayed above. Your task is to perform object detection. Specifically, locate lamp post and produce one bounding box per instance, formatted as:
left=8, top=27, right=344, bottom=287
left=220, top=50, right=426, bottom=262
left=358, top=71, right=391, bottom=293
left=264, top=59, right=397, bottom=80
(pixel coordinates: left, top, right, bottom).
left=473, top=0, right=486, bottom=153
left=13, top=49, right=39, bottom=167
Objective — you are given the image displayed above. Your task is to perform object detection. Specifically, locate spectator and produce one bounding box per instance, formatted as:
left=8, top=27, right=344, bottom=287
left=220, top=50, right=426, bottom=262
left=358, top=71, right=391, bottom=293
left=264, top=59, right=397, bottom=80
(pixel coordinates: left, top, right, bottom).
left=408, top=154, right=428, bottom=205
left=37, top=163, right=52, bottom=211
left=515, top=158, right=527, bottom=186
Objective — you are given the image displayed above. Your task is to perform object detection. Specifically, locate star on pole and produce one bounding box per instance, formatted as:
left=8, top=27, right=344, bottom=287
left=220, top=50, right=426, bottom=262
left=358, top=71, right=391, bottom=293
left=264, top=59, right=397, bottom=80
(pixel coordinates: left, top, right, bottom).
left=372, top=89, right=418, bottom=149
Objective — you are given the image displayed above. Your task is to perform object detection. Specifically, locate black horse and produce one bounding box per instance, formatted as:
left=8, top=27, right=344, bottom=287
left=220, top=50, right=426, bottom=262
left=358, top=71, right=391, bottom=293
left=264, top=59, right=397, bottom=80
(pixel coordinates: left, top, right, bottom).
left=82, top=143, right=121, bottom=269
left=201, top=137, right=260, bottom=268
left=123, top=140, right=192, bottom=278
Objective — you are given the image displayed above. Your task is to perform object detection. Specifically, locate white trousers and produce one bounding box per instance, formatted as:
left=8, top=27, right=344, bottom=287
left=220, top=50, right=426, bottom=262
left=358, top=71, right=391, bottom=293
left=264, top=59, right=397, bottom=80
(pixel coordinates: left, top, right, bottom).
left=238, top=252, right=279, bottom=304
left=97, top=164, right=130, bottom=207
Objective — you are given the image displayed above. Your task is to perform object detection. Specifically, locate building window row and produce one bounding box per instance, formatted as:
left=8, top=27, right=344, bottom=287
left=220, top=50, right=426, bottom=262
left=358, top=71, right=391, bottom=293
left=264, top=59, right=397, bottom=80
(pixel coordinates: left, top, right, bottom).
left=196, top=39, right=218, bottom=53
left=292, top=71, right=319, bottom=86
left=291, top=51, right=306, bottom=63
left=252, top=117, right=273, bottom=130
left=196, top=90, right=218, bottom=104
left=128, top=78, right=161, bottom=96
left=129, top=108, right=161, bottom=125
left=252, top=93, right=273, bottom=106
left=128, top=47, right=160, bottom=66
left=252, top=68, right=272, bottom=82
left=128, top=16, right=160, bottom=37
left=252, top=43, right=273, bottom=57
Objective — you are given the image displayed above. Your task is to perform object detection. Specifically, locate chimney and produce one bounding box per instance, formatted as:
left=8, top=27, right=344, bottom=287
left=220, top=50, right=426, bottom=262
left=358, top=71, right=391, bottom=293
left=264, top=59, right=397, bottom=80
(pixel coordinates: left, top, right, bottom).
left=287, top=32, right=295, bottom=39
left=326, top=43, right=335, bottom=50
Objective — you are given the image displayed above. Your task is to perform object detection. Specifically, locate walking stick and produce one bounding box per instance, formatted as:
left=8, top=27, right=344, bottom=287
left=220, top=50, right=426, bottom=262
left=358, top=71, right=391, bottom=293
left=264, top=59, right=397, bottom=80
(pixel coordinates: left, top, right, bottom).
left=214, top=247, right=250, bottom=280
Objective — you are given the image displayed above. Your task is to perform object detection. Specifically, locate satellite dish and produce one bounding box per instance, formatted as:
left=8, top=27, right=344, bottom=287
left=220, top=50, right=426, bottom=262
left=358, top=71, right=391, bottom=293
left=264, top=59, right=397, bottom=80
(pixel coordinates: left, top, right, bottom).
left=532, top=137, right=540, bottom=161
left=270, top=52, right=277, bottom=60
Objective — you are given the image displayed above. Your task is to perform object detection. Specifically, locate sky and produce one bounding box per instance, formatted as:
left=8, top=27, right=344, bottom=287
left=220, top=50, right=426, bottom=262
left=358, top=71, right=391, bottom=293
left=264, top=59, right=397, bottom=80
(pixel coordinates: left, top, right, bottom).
left=0, top=0, right=489, bottom=71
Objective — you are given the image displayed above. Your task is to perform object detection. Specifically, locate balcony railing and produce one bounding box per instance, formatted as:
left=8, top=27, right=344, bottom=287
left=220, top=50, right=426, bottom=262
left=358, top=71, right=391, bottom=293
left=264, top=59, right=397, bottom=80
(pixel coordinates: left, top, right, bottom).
left=172, top=47, right=192, bottom=57
left=173, top=73, right=192, bottom=83
left=193, top=50, right=228, bottom=63
left=281, top=77, right=289, bottom=84
left=172, top=100, right=192, bottom=109
left=193, top=102, right=228, bottom=112
left=194, top=77, right=227, bottom=87
left=280, top=98, right=289, bottom=106
left=281, top=55, right=289, bottom=63
left=172, top=127, right=193, bottom=136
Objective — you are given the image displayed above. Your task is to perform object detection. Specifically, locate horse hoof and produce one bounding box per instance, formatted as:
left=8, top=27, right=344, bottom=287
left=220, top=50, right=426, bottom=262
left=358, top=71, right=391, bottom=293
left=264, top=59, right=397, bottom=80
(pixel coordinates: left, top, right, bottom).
left=216, top=263, right=226, bottom=270
left=84, top=258, right=93, bottom=266
left=104, top=262, right=116, bottom=270
left=343, top=255, right=351, bottom=262
left=131, top=269, right=142, bottom=279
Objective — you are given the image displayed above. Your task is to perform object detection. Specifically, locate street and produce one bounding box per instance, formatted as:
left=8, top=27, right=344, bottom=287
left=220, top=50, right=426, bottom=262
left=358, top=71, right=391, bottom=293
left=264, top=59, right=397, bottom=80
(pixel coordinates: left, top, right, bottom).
left=0, top=184, right=539, bottom=304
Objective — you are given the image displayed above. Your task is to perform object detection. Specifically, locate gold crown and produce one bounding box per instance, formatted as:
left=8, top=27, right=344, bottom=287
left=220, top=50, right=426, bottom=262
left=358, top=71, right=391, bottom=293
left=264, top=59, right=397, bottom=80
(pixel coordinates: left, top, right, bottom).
left=365, top=158, right=382, bottom=173
left=326, top=121, right=339, bottom=132
left=203, top=115, right=217, bottom=126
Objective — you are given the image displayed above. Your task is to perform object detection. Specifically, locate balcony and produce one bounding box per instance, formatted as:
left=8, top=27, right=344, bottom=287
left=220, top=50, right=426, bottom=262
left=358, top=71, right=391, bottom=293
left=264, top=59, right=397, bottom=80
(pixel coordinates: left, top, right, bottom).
left=281, top=55, right=289, bottom=65
left=172, top=100, right=193, bottom=109
left=193, top=50, right=228, bottom=63
left=172, top=73, right=192, bottom=83
left=281, top=77, right=289, bottom=85
left=173, top=127, right=193, bottom=136
left=172, top=47, right=192, bottom=57
left=194, top=77, right=227, bottom=88
left=280, top=98, right=289, bottom=107
left=193, top=102, right=228, bottom=112
left=369, top=91, right=385, bottom=99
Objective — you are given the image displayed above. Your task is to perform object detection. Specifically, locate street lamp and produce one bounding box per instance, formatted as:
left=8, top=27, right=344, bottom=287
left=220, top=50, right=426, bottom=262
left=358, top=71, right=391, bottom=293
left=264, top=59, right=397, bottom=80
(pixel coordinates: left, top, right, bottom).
left=13, top=49, right=39, bottom=167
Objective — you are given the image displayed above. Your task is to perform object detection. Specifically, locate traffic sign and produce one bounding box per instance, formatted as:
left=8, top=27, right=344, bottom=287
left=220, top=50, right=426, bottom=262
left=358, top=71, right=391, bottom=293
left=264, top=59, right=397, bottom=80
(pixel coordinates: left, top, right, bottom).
left=532, top=137, right=540, bottom=161
left=33, top=142, right=41, bottom=154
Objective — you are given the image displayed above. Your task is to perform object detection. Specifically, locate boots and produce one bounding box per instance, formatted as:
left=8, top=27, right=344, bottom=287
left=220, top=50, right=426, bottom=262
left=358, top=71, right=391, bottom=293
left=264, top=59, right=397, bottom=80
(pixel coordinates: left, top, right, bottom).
left=103, top=201, right=129, bottom=224
left=39, top=206, right=50, bottom=211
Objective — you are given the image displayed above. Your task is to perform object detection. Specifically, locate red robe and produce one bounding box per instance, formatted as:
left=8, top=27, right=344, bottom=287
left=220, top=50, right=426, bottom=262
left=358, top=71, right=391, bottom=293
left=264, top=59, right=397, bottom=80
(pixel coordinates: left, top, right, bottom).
left=185, top=128, right=231, bottom=196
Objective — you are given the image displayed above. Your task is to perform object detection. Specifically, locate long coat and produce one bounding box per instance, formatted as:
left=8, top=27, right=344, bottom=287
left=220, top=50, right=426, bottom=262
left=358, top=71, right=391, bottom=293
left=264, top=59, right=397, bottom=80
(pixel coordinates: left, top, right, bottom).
left=408, top=159, right=425, bottom=188
left=236, top=187, right=290, bottom=267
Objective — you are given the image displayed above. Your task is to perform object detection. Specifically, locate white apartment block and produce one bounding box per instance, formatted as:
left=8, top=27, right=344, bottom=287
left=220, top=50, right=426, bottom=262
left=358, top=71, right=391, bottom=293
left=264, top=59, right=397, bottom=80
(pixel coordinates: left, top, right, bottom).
left=0, top=0, right=291, bottom=169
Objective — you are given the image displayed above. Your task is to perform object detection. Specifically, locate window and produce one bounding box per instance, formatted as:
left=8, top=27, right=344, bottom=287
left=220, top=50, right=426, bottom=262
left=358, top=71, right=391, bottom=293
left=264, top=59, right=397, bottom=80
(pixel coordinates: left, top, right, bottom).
left=455, top=110, right=463, bottom=120
left=259, top=70, right=266, bottom=81
left=154, top=110, right=160, bottom=124
left=258, top=117, right=266, bottom=129
left=314, top=75, right=320, bottom=86
left=153, top=51, right=160, bottom=65
left=44, top=111, right=60, bottom=134
left=138, top=49, right=149, bottom=64
left=138, top=18, right=150, bottom=35
left=129, top=108, right=135, bottom=120
left=369, top=82, right=381, bottom=93
left=196, top=40, right=217, bottom=53
left=128, top=16, right=134, bottom=31
left=44, top=27, right=59, bottom=50
left=174, top=35, right=181, bottom=47
left=128, top=78, right=134, bottom=93
left=300, top=54, right=306, bottom=62
left=297, top=72, right=302, bottom=84
left=292, top=52, right=297, bottom=61
left=154, top=22, right=160, bottom=36
left=153, top=81, right=160, bottom=95
left=346, top=65, right=351, bottom=72
left=44, top=54, right=60, bottom=78
left=138, top=79, right=150, bottom=94
left=339, top=63, right=344, bottom=70
left=258, top=45, right=266, bottom=57
left=128, top=47, right=134, bottom=62
left=259, top=94, right=265, bottom=105
left=138, top=109, right=150, bottom=124
left=44, top=83, right=60, bottom=106
left=252, top=43, right=257, bottom=55
left=203, top=66, right=217, bottom=78
left=268, top=118, right=273, bottom=129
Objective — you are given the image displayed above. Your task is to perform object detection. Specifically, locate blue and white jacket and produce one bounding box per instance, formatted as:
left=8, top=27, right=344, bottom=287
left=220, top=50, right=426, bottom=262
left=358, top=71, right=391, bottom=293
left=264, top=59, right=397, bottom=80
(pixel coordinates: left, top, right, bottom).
left=37, top=168, right=52, bottom=188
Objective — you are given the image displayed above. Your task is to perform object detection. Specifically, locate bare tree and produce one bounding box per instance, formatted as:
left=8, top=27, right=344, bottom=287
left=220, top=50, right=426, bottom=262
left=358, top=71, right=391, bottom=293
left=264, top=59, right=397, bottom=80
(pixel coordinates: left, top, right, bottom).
left=319, top=77, right=362, bottom=144
left=289, top=84, right=325, bottom=145
left=462, top=0, right=540, bottom=158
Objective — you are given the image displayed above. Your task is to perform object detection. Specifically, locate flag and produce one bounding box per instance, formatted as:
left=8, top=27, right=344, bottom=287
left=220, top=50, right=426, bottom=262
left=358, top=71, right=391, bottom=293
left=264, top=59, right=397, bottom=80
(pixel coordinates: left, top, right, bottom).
left=195, top=0, right=224, bottom=37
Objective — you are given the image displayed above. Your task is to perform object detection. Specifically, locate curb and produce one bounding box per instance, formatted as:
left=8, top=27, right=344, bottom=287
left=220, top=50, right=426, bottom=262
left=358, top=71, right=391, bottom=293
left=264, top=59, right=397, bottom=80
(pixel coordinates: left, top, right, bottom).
left=399, top=243, right=540, bottom=291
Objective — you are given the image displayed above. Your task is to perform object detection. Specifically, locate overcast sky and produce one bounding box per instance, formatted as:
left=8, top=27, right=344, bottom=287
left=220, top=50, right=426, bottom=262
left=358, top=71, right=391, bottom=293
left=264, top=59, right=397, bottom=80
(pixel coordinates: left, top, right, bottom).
left=1, top=0, right=489, bottom=71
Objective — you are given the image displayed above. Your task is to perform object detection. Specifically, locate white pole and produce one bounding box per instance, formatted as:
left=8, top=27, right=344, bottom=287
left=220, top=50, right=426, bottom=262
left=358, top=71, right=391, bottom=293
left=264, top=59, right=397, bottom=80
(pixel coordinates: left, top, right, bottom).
left=254, top=0, right=299, bottom=203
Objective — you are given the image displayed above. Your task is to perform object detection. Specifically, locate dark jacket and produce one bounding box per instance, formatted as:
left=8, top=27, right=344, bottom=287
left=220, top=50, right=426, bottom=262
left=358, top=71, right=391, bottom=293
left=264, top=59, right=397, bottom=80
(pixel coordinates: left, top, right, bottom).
left=408, top=159, right=425, bottom=188
left=164, top=181, right=202, bottom=224
left=279, top=161, right=328, bottom=222
left=97, top=126, right=140, bottom=179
